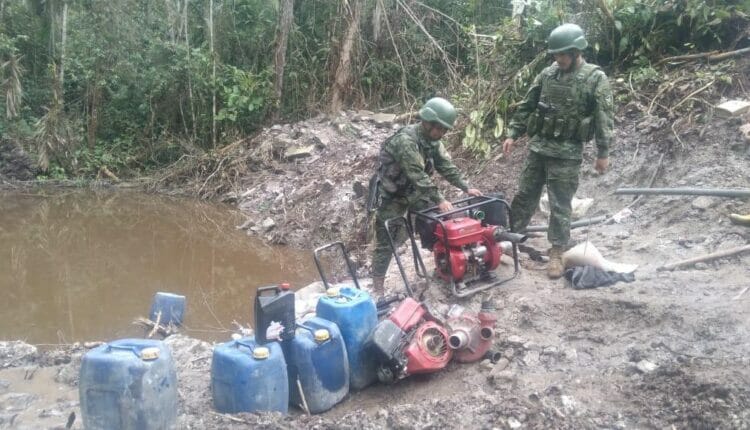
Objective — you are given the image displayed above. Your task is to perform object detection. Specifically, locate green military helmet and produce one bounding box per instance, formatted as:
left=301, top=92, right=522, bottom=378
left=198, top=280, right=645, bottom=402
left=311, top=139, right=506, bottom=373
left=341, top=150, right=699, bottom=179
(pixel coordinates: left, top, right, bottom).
left=418, top=97, right=457, bottom=129
left=547, top=23, right=588, bottom=54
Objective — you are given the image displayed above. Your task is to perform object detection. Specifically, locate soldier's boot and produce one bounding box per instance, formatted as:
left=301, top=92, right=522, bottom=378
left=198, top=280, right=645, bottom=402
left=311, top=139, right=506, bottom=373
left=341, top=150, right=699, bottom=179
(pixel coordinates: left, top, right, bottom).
left=547, top=246, right=565, bottom=279
left=371, top=276, right=385, bottom=296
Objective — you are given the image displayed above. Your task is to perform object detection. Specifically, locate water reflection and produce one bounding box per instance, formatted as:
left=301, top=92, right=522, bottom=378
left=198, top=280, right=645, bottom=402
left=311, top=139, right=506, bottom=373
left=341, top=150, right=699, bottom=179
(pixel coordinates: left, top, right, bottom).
left=0, top=189, right=319, bottom=344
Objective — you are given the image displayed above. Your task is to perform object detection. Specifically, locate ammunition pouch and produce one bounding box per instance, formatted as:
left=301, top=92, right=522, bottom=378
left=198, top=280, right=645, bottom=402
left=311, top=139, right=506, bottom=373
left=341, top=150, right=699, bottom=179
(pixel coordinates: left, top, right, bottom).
left=526, top=111, right=542, bottom=138
left=532, top=113, right=594, bottom=141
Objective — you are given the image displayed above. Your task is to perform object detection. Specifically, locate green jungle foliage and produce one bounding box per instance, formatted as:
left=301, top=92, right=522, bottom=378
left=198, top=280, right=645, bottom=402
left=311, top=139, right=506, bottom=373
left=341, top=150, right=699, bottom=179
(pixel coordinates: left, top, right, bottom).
left=0, top=0, right=747, bottom=176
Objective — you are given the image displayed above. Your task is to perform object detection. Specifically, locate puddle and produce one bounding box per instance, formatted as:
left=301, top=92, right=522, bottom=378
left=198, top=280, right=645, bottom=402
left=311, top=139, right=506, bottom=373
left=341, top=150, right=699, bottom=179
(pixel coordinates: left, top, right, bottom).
left=0, top=189, right=320, bottom=344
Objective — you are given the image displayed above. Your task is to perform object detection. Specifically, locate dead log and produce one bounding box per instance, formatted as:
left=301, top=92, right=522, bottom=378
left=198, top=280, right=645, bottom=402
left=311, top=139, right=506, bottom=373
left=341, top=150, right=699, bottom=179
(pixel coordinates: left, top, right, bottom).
left=657, top=244, right=750, bottom=271
left=657, top=47, right=750, bottom=66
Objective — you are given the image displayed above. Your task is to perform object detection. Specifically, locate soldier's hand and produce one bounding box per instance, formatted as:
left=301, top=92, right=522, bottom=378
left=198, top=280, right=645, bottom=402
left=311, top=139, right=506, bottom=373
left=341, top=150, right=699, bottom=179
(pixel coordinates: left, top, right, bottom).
left=466, top=188, right=482, bottom=197
left=594, top=158, right=609, bottom=174
left=502, top=138, right=515, bottom=157
left=437, top=200, right=454, bottom=213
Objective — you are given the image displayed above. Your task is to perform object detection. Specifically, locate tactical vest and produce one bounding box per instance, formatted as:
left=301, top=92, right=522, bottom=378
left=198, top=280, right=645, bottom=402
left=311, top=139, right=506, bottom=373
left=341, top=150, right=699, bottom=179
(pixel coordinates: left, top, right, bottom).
left=527, top=62, right=600, bottom=141
left=377, top=125, right=435, bottom=196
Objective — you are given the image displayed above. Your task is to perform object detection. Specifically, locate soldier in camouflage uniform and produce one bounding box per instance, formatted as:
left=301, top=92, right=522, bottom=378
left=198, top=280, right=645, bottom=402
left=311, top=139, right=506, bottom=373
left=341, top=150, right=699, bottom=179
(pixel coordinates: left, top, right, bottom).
left=370, top=97, right=482, bottom=294
left=503, top=24, right=614, bottom=279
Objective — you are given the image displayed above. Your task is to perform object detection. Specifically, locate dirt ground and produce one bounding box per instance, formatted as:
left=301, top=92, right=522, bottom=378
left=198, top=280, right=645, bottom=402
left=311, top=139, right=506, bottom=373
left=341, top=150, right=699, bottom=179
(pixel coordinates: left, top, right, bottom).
left=1, top=60, right=749, bottom=429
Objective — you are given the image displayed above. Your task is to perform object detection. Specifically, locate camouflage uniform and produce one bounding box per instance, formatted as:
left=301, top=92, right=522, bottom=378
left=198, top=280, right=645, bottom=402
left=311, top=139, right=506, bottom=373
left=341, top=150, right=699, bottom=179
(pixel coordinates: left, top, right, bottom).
left=371, top=124, right=470, bottom=277
left=507, top=60, right=614, bottom=247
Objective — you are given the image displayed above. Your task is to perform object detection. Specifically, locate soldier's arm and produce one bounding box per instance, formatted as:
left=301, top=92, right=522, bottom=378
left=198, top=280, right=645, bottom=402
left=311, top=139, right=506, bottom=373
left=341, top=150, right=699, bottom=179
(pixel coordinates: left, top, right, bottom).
left=388, top=135, right=444, bottom=203
left=507, top=72, right=544, bottom=139
left=432, top=142, right=470, bottom=192
left=592, top=71, right=614, bottom=158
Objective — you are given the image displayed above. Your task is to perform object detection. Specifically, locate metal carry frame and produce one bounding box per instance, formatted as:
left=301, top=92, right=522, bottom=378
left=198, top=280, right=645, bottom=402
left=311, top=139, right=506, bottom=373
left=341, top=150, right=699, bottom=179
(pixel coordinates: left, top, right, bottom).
left=385, top=196, right=521, bottom=298
left=313, top=241, right=361, bottom=291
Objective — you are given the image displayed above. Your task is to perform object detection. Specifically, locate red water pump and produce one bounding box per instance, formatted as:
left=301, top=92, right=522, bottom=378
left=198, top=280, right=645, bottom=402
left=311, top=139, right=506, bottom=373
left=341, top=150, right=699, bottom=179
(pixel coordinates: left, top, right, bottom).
left=446, top=302, right=497, bottom=363
left=410, top=196, right=527, bottom=297
left=369, top=297, right=452, bottom=383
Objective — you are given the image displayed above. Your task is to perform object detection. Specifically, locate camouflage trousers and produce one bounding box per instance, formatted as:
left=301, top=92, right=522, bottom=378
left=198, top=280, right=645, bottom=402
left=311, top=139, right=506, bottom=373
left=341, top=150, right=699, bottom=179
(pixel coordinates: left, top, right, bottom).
left=371, top=193, right=431, bottom=278
left=510, top=151, right=581, bottom=247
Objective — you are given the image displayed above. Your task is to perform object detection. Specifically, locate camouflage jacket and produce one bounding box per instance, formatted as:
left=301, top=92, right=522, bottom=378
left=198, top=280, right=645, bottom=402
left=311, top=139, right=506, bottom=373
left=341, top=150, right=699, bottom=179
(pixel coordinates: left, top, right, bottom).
left=507, top=60, right=614, bottom=160
left=377, top=124, right=469, bottom=204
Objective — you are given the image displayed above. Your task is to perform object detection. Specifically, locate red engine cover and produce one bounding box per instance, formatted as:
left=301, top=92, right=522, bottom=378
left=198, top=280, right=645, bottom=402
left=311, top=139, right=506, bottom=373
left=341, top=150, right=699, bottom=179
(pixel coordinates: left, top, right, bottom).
left=404, top=321, right=452, bottom=374
left=434, top=217, right=484, bottom=246
left=432, top=217, right=502, bottom=282
left=388, top=297, right=426, bottom=332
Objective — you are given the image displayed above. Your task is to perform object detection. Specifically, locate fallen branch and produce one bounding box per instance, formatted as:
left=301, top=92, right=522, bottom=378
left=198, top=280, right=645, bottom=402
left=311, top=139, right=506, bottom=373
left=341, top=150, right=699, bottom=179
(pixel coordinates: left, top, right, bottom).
left=133, top=316, right=175, bottom=338
left=656, top=50, right=720, bottom=66
left=707, top=46, right=750, bottom=62
left=98, top=165, right=120, bottom=181
left=669, top=80, right=715, bottom=114
left=208, top=411, right=251, bottom=424
left=657, top=244, right=750, bottom=271
left=148, top=311, right=162, bottom=339
left=393, top=111, right=417, bottom=124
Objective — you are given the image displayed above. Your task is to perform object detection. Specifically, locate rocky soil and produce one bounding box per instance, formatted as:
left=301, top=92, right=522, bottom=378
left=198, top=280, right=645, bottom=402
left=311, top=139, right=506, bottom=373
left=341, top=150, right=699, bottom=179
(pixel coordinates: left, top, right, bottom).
left=1, top=61, right=749, bottom=429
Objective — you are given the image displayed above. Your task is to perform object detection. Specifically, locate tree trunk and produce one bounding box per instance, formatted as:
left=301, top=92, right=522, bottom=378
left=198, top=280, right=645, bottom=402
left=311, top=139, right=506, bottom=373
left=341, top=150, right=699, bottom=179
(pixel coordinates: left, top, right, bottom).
left=87, top=79, right=100, bottom=149
left=273, top=0, right=294, bottom=119
left=209, top=0, right=216, bottom=148
left=183, top=0, right=197, bottom=140
left=330, top=0, right=361, bottom=114
left=59, top=0, right=67, bottom=100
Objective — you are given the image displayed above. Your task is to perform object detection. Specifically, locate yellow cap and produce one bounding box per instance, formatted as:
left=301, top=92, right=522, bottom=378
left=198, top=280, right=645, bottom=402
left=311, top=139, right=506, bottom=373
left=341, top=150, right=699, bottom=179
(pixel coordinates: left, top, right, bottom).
left=140, top=347, right=160, bottom=361
left=326, top=287, right=340, bottom=297
left=252, top=347, right=270, bottom=360
left=314, top=329, right=330, bottom=342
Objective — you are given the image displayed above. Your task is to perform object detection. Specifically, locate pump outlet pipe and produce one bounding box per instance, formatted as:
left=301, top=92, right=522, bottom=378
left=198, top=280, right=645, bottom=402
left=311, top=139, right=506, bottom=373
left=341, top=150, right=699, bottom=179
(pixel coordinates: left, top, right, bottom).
left=614, top=188, right=750, bottom=198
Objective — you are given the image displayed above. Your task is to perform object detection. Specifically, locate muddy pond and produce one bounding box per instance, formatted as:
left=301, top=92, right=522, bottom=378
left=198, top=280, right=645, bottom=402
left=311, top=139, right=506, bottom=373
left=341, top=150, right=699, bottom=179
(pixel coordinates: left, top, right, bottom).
left=0, top=189, right=320, bottom=345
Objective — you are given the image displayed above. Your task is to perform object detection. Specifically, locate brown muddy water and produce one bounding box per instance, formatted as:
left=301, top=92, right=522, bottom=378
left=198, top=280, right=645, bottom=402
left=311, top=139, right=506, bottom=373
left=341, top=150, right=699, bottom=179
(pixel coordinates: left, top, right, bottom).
left=0, top=189, right=319, bottom=345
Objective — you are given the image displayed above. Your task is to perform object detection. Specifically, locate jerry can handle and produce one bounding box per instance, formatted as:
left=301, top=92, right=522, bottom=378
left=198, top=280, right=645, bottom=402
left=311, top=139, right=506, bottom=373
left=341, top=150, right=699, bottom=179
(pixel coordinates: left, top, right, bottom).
left=256, top=285, right=282, bottom=297
left=233, top=339, right=256, bottom=351
left=106, top=344, right=142, bottom=357
left=313, top=242, right=361, bottom=291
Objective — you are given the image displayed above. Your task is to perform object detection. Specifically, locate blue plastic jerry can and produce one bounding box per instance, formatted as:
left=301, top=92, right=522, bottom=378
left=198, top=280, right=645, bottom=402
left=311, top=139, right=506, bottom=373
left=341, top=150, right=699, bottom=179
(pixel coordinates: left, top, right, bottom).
left=287, top=317, right=349, bottom=413
left=211, top=337, right=288, bottom=414
left=79, top=339, right=177, bottom=430
left=149, top=292, right=186, bottom=326
left=316, top=285, right=378, bottom=390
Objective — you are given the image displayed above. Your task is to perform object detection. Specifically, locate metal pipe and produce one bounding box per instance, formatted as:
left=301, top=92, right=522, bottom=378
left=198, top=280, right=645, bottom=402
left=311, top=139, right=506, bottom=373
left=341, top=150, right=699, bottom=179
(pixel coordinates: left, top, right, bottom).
left=614, top=187, right=750, bottom=198
left=525, top=215, right=608, bottom=233
left=483, top=350, right=503, bottom=363
left=448, top=330, right=469, bottom=350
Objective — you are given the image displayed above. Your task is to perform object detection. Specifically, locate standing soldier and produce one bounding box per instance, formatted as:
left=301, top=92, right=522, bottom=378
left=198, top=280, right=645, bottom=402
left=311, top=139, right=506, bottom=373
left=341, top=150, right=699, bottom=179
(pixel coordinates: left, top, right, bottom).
left=503, top=23, right=614, bottom=279
left=369, top=97, right=482, bottom=294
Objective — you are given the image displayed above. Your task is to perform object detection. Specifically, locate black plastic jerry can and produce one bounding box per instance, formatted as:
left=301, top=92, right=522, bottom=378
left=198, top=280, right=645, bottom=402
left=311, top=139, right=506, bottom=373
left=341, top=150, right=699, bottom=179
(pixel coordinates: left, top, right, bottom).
left=254, top=283, right=296, bottom=344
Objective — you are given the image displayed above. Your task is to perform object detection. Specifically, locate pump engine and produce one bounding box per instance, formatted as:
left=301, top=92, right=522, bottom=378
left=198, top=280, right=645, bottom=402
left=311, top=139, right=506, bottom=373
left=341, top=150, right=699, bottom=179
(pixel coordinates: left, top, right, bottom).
left=369, top=298, right=451, bottom=383
left=411, top=196, right=527, bottom=297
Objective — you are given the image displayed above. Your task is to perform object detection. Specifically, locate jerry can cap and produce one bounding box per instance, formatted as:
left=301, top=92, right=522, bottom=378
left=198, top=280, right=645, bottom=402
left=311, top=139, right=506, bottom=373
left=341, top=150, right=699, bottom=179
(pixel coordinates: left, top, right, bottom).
left=253, top=346, right=270, bottom=359
left=326, top=287, right=340, bottom=297
left=314, top=329, right=331, bottom=342
left=140, top=347, right=160, bottom=361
